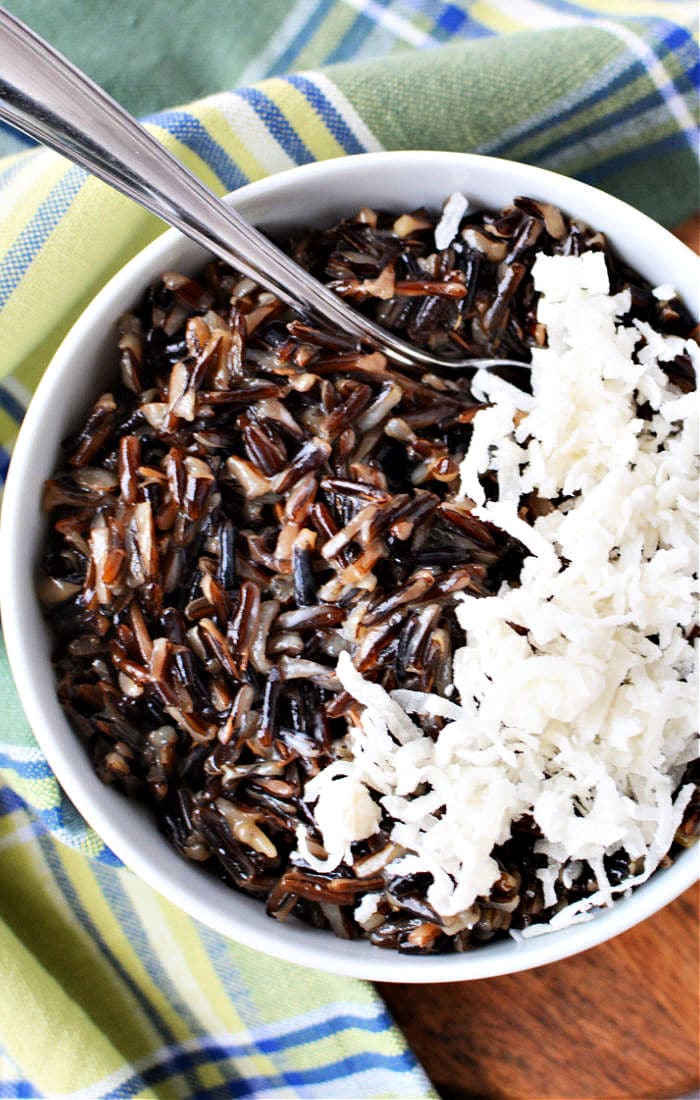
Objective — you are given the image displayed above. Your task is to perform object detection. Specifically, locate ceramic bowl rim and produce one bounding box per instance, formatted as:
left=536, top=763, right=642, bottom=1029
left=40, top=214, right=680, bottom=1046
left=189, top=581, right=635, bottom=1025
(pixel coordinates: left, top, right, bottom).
left=1, top=150, right=698, bottom=982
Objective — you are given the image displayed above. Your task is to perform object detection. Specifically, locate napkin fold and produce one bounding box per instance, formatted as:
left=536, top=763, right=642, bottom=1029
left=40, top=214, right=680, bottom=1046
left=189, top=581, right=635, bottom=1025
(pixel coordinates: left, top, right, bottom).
left=0, top=2, right=697, bottom=1097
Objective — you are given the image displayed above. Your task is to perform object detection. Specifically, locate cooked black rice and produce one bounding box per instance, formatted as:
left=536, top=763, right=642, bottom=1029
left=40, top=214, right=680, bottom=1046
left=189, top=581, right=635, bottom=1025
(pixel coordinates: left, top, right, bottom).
left=40, top=197, right=699, bottom=953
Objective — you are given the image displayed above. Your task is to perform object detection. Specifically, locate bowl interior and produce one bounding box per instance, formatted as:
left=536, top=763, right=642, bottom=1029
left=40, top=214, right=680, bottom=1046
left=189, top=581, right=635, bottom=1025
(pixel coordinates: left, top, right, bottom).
left=2, top=152, right=697, bottom=982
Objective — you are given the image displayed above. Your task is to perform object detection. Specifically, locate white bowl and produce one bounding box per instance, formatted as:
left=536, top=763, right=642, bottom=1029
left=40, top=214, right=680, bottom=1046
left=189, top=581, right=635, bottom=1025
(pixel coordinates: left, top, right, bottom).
left=1, top=152, right=698, bottom=982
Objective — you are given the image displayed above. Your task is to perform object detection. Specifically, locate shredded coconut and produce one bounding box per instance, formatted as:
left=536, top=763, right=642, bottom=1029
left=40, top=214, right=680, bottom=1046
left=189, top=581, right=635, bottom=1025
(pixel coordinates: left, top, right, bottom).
left=434, top=192, right=469, bottom=251
left=354, top=892, right=382, bottom=928
left=297, top=252, right=699, bottom=932
left=295, top=768, right=382, bottom=871
left=652, top=283, right=677, bottom=301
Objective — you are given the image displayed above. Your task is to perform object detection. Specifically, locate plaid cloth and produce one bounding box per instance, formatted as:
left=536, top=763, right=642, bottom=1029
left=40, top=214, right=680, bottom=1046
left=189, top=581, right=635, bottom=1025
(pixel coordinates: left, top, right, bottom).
left=0, top=1, right=698, bottom=1096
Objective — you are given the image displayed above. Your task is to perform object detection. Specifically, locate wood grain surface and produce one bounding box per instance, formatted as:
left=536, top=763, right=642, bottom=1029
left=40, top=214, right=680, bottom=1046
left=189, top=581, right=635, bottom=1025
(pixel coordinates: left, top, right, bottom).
left=673, top=213, right=700, bottom=254
left=379, top=883, right=699, bottom=1099
left=378, top=217, right=700, bottom=1100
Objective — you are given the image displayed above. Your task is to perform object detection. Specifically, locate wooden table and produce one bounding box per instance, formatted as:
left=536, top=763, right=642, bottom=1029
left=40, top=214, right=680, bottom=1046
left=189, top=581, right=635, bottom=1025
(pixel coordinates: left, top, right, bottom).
left=380, top=214, right=700, bottom=1100
left=379, top=884, right=698, bottom=1099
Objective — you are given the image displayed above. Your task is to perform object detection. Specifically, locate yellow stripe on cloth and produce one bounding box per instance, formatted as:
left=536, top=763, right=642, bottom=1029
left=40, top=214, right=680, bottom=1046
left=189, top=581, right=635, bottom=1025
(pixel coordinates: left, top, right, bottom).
left=186, top=98, right=271, bottom=182
left=0, top=918, right=132, bottom=1097
left=0, top=824, right=160, bottom=1093
left=123, top=883, right=231, bottom=1037
left=58, top=848, right=196, bottom=1046
left=469, top=2, right=527, bottom=34
left=0, top=771, right=62, bottom=817
left=260, top=76, right=349, bottom=160
left=145, top=123, right=230, bottom=196
left=0, top=112, right=239, bottom=386
left=0, top=155, right=70, bottom=258
left=0, top=408, right=17, bottom=453
left=0, top=173, right=159, bottom=382
left=571, top=0, right=697, bottom=15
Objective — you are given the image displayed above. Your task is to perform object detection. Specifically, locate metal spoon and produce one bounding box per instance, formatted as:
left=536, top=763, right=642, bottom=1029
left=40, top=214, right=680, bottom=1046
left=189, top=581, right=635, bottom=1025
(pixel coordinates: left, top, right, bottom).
left=0, top=6, right=527, bottom=373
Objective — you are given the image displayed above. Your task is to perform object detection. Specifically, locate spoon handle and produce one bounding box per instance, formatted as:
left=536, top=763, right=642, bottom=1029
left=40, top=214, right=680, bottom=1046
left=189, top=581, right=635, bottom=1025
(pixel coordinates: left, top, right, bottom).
left=0, top=7, right=525, bottom=374
left=0, top=7, right=429, bottom=362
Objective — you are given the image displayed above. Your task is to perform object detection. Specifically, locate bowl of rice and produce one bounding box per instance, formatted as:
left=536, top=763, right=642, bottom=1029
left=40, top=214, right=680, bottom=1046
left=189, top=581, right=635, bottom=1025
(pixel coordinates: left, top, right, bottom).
left=1, top=151, right=698, bottom=982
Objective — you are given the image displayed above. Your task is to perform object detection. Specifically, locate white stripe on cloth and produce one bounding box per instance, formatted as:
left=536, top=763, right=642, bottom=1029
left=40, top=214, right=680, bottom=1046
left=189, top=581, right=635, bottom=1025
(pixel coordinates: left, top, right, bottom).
left=484, top=0, right=576, bottom=28
left=50, top=1002, right=423, bottom=1100
left=486, top=0, right=697, bottom=151
left=237, top=0, right=323, bottom=84
left=234, top=1065, right=430, bottom=1098
left=121, top=873, right=228, bottom=1037
left=205, top=91, right=298, bottom=175
left=340, top=0, right=438, bottom=48
left=0, top=817, right=44, bottom=853
left=477, top=27, right=697, bottom=165
left=536, top=100, right=700, bottom=173
left=0, top=374, right=32, bottom=409
left=596, top=18, right=698, bottom=149
left=0, top=742, right=46, bottom=763
left=301, top=71, right=385, bottom=152
left=0, top=149, right=56, bottom=229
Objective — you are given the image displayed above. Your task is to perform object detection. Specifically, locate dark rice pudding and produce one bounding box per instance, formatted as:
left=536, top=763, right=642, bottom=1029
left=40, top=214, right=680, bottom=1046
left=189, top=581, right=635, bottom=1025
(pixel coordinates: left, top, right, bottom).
left=40, top=198, right=699, bottom=953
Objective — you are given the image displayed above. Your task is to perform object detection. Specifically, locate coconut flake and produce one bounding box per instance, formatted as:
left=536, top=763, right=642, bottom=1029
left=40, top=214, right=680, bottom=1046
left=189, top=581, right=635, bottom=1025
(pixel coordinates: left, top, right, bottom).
left=434, top=192, right=469, bottom=251
left=652, top=283, right=677, bottom=301
left=294, top=253, right=699, bottom=932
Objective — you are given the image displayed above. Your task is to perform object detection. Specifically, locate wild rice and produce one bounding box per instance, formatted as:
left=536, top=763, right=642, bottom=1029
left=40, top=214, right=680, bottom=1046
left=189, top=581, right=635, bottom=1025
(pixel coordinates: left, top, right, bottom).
left=40, top=197, right=698, bottom=952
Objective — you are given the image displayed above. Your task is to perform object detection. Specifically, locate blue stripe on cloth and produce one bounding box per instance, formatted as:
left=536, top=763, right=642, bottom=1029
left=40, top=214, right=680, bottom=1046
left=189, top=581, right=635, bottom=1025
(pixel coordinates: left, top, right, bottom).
left=0, top=154, right=37, bottom=191
left=531, top=86, right=698, bottom=168
left=103, top=1032, right=420, bottom=1100
left=107, top=1056, right=278, bottom=1100
left=0, top=448, right=10, bottom=483
left=581, top=127, right=699, bottom=184
left=323, top=0, right=392, bottom=65
left=0, top=780, right=121, bottom=865
left=436, top=3, right=467, bottom=34
left=0, top=163, right=86, bottom=312
left=536, top=0, right=699, bottom=140
left=0, top=790, right=82, bottom=854
left=103, top=1043, right=288, bottom=1099
left=193, top=923, right=295, bottom=1089
left=38, top=808, right=67, bottom=832
left=0, top=384, right=27, bottom=423
left=406, top=0, right=491, bottom=41
left=187, top=1051, right=422, bottom=1100
left=259, top=1011, right=394, bottom=1051
left=0, top=1047, right=44, bottom=1098
left=0, top=1081, right=42, bottom=1098
left=55, top=797, right=123, bottom=867
left=685, top=61, right=700, bottom=93
left=0, top=743, right=122, bottom=866
left=0, top=785, right=26, bottom=817
left=0, top=120, right=36, bottom=151
left=285, top=74, right=366, bottom=153
left=644, top=26, right=699, bottom=156
left=654, top=21, right=696, bottom=55
left=235, top=87, right=315, bottom=165
left=141, top=111, right=248, bottom=193
left=88, top=840, right=123, bottom=868
left=493, top=40, right=696, bottom=162
left=0, top=797, right=60, bottom=837
left=265, top=0, right=337, bottom=77
left=91, top=864, right=209, bottom=1039
left=0, top=749, right=55, bottom=781
left=196, top=923, right=268, bottom=1019
left=541, top=0, right=696, bottom=39
left=36, top=834, right=190, bottom=1092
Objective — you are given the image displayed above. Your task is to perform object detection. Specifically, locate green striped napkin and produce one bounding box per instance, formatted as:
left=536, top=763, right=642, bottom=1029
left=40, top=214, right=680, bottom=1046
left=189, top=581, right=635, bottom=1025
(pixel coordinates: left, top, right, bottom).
left=0, top=2, right=697, bottom=1096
